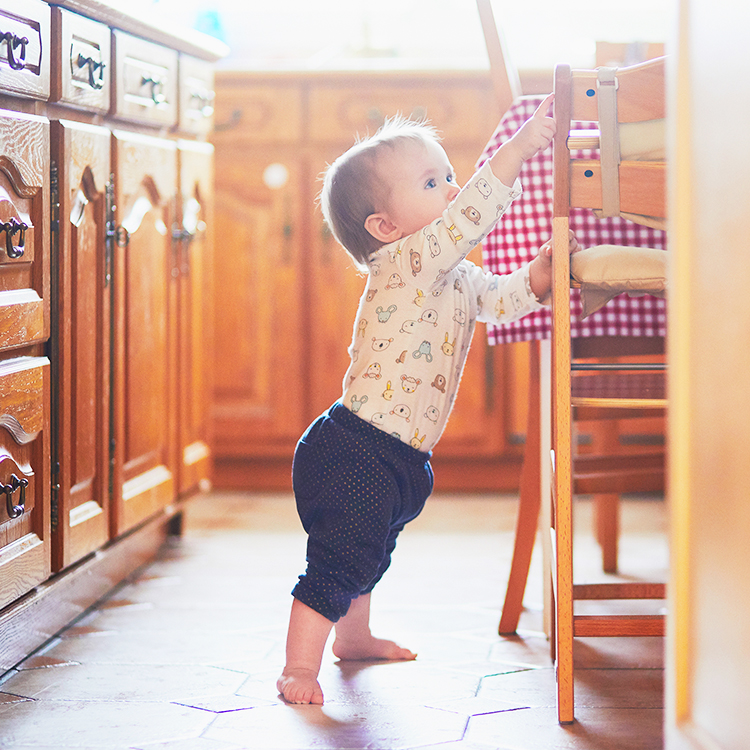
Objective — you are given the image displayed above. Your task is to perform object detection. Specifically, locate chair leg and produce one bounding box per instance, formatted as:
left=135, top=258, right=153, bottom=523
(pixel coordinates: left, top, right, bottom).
left=555, top=494, right=575, bottom=725
left=595, top=493, right=619, bottom=573
left=499, top=342, right=541, bottom=635
left=586, top=419, right=621, bottom=573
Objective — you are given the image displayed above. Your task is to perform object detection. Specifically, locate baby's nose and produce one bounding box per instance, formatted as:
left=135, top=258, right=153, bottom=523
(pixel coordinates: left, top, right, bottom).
left=447, top=184, right=460, bottom=202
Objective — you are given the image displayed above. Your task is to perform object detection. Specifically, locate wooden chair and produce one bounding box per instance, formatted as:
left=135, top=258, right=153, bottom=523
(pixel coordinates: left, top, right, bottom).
left=550, top=57, right=668, bottom=724
left=474, top=23, right=667, bottom=635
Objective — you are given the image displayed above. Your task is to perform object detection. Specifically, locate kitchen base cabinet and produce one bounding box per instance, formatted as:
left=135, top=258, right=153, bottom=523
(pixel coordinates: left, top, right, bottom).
left=212, top=71, right=528, bottom=493
left=0, top=0, right=222, bottom=676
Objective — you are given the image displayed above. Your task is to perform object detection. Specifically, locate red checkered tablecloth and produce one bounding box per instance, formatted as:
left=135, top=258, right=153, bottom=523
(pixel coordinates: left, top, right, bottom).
left=477, top=96, right=667, bottom=345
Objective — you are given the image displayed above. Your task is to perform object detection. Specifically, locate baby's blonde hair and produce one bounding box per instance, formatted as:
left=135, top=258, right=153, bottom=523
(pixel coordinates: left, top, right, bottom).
left=320, top=115, right=440, bottom=269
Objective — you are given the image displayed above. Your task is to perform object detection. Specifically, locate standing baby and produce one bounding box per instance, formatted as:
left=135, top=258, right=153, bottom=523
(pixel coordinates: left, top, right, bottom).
left=277, top=94, right=578, bottom=704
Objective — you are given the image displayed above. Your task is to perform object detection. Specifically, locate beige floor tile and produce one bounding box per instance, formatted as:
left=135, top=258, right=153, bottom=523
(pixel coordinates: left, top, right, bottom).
left=134, top=739, right=246, bottom=750
left=44, top=629, right=274, bottom=667
left=479, top=666, right=664, bottom=709
left=0, top=492, right=666, bottom=750
left=318, top=658, right=481, bottom=705
left=0, top=700, right=212, bottom=747
left=573, top=636, right=665, bottom=669
left=203, top=702, right=469, bottom=750
left=80, top=603, right=288, bottom=634
left=1, top=662, right=248, bottom=702
left=467, top=705, right=664, bottom=750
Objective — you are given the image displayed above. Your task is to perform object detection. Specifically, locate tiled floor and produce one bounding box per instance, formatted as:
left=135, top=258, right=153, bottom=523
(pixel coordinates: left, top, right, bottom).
left=0, top=491, right=668, bottom=750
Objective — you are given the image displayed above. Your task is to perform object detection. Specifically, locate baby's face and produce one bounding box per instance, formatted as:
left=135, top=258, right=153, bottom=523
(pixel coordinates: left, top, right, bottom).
left=377, top=137, right=460, bottom=238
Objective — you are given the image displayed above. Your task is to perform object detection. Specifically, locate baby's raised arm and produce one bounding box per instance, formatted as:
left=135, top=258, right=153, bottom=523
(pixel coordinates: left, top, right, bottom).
left=488, top=93, right=556, bottom=188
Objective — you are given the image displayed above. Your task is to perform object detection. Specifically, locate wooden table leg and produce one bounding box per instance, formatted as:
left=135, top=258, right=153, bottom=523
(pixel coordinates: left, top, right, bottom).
left=499, top=340, right=542, bottom=635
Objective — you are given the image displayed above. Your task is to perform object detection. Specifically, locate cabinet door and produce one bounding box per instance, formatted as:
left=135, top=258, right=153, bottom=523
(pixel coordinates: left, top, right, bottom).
left=50, top=120, right=110, bottom=570
left=212, top=145, right=308, bottom=460
left=0, top=110, right=50, bottom=608
left=112, top=129, right=177, bottom=535
left=175, top=140, right=212, bottom=495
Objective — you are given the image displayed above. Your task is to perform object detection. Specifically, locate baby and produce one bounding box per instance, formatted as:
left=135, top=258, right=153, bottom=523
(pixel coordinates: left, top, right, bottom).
left=277, top=94, right=578, bottom=705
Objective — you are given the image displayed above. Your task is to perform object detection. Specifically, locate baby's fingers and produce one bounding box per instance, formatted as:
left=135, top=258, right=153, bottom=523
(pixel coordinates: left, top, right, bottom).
left=533, top=93, right=555, bottom=118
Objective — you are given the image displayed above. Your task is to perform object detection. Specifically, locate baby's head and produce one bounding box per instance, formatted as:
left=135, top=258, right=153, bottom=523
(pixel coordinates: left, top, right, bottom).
left=320, top=116, right=453, bottom=269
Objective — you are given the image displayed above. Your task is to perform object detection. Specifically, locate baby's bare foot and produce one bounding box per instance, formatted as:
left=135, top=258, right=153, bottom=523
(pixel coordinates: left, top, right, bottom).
left=332, top=634, right=417, bottom=662
left=277, top=667, right=324, bottom=705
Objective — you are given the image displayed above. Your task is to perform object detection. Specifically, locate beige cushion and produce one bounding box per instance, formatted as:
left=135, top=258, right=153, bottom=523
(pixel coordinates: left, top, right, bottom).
left=570, top=244, right=667, bottom=318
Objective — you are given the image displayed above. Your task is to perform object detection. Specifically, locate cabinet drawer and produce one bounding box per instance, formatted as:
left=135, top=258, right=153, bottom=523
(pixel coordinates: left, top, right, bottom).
left=0, top=0, right=50, bottom=100
left=307, top=78, right=493, bottom=145
left=0, top=355, right=49, bottom=610
left=213, top=78, right=304, bottom=144
left=112, top=30, right=177, bottom=126
left=51, top=8, right=110, bottom=112
left=0, top=356, right=45, bottom=447
left=178, top=54, right=214, bottom=135
left=0, top=110, right=48, bottom=353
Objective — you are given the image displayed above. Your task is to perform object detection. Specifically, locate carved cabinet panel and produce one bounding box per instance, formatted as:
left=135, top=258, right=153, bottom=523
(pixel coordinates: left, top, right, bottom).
left=175, top=139, right=213, bottom=495
left=50, top=119, right=111, bottom=571
left=212, top=143, right=308, bottom=462
left=111, top=129, right=177, bottom=535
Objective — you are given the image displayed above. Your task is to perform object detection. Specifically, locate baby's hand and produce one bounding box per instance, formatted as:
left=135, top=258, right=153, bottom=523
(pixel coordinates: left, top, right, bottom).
left=529, top=230, right=580, bottom=301
left=508, top=93, right=556, bottom=162
left=538, top=229, right=580, bottom=265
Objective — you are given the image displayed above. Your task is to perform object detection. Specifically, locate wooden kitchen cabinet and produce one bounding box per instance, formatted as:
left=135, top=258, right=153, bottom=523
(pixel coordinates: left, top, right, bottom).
left=174, top=139, right=214, bottom=496
left=212, top=71, right=526, bottom=491
left=111, top=129, right=178, bottom=536
left=0, top=104, right=50, bottom=611
left=50, top=119, right=111, bottom=571
left=0, top=0, right=223, bottom=675
left=212, top=142, right=309, bottom=462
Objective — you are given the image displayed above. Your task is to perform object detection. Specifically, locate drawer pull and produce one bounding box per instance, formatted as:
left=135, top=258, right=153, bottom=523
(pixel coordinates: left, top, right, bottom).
left=77, top=53, right=106, bottom=90
left=0, top=31, right=28, bottom=71
left=141, top=74, right=167, bottom=106
left=190, top=90, right=214, bottom=118
left=1, top=218, right=28, bottom=259
left=3, top=473, right=28, bottom=519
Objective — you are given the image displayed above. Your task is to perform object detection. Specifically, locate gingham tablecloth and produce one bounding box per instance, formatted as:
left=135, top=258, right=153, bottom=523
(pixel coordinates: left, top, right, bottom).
left=477, top=95, right=667, bottom=345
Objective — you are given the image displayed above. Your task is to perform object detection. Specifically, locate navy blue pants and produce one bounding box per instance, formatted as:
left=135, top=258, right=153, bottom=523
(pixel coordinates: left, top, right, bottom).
left=291, top=402, right=434, bottom=622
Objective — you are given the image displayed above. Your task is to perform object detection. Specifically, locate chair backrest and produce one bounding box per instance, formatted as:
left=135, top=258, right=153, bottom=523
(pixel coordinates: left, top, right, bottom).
left=553, top=57, right=667, bottom=222
left=475, top=0, right=521, bottom=116
left=551, top=58, right=669, bottom=396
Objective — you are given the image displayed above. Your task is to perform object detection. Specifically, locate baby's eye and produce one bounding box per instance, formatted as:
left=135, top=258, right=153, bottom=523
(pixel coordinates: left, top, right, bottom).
left=425, top=178, right=437, bottom=189
left=447, top=173, right=455, bottom=183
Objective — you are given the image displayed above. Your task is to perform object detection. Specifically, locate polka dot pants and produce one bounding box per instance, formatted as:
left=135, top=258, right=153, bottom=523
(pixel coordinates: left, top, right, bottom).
left=291, top=401, right=434, bottom=623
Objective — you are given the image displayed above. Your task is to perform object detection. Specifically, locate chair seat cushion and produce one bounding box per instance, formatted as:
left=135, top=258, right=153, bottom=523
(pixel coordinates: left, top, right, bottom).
left=571, top=244, right=667, bottom=317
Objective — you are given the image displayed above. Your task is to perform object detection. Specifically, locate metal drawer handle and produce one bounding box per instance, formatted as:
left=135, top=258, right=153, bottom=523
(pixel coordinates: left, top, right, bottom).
left=0, top=31, right=28, bottom=71
left=190, top=90, right=214, bottom=118
left=77, top=53, right=106, bottom=90
left=141, top=74, right=167, bottom=105
left=1, top=217, right=28, bottom=259
left=3, top=473, right=28, bottom=519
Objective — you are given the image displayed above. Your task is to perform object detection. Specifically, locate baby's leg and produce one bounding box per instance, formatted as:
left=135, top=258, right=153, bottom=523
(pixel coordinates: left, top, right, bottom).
left=332, top=593, right=416, bottom=661
left=277, top=598, right=333, bottom=704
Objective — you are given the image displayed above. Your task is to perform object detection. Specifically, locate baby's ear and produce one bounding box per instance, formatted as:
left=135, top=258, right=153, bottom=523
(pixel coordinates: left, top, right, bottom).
left=365, top=213, right=401, bottom=244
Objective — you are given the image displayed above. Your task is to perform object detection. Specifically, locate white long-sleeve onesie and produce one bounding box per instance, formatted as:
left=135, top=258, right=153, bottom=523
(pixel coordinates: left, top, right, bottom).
left=340, top=160, right=543, bottom=453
